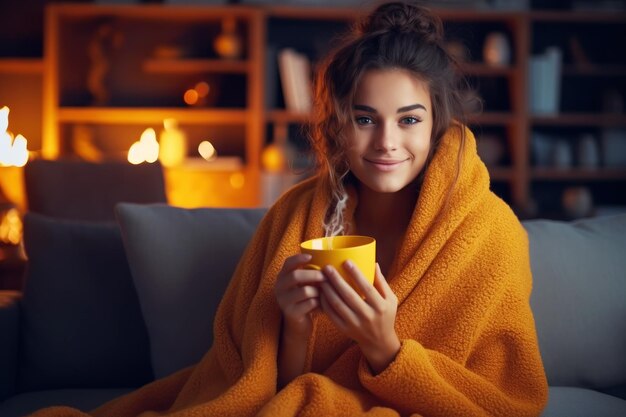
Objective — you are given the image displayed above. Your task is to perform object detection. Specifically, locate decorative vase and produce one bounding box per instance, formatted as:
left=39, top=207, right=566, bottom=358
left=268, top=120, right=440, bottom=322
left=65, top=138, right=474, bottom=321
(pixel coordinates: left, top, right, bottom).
left=552, top=140, right=573, bottom=168
left=562, top=186, right=593, bottom=219
left=213, top=18, right=242, bottom=60
left=483, top=32, right=511, bottom=66
left=577, top=134, right=600, bottom=169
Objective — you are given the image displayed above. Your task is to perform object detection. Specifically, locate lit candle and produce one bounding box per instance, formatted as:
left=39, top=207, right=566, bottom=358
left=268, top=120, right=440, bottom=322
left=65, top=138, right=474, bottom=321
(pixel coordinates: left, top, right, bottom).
left=127, top=128, right=159, bottom=165
left=159, top=118, right=187, bottom=167
left=140, top=128, right=159, bottom=163
left=11, top=134, right=29, bottom=167
left=198, top=140, right=217, bottom=161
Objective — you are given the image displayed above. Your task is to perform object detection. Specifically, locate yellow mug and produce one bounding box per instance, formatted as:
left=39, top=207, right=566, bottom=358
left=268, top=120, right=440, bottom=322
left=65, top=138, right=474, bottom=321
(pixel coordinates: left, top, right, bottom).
left=300, top=235, right=376, bottom=292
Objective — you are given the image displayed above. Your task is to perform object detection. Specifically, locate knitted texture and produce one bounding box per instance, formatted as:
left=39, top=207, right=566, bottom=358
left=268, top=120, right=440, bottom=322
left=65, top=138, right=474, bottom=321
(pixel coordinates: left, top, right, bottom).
left=29, top=125, right=548, bottom=417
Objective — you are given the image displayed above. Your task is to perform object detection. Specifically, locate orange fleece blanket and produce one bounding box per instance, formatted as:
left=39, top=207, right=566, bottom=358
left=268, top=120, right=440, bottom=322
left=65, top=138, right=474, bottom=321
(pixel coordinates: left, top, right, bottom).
left=30, top=125, right=548, bottom=417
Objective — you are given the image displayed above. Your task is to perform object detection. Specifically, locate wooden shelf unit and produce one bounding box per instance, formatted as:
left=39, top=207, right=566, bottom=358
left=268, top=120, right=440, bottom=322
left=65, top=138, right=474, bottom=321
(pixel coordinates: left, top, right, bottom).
left=1, top=3, right=618, bottom=213
left=43, top=3, right=265, bottom=173
left=532, top=168, right=626, bottom=181
left=0, top=58, right=44, bottom=74
left=57, top=107, right=250, bottom=124
left=142, top=59, right=251, bottom=74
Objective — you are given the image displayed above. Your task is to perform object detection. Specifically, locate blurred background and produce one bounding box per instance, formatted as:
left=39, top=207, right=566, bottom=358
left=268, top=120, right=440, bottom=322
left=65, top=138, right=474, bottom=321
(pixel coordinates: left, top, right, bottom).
left=0, top=0, right=625, bottom=286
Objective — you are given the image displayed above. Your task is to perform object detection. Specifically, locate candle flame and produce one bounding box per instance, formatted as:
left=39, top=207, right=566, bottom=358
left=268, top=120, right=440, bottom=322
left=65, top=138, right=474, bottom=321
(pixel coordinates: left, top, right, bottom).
left=198, top=140, right=217, bottom=161
left=128, top=128, right=160, bottom=164
left=0, top=107, right=8, bottom=133
left=0, top=106, right=29, bottom=167
left=229, top=172, right=245, bottom=189
left=0, top=208, right=22, bottom=245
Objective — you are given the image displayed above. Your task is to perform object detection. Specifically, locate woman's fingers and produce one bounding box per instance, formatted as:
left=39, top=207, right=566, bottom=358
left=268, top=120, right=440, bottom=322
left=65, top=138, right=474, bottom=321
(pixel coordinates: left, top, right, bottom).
left=275, top=255, right=325, bottom=292
left=343, top=260, right=382, bottom=304
left=323, top=262, right=380, bottom=310
left=282, top=285, right=320, bottom=306
left=320, top=277, right=360, bottom=328
left=279, top=253, right=313, bottom=274
left=287, top=296, right=319, bottom=317
left=319, top=288, right=347, bottom=331
left=373, top=263, right=396, bottom=302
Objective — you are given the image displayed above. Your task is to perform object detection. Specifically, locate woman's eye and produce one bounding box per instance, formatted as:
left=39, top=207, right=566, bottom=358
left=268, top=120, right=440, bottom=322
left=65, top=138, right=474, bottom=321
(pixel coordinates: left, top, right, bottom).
left=355, top=116, right=374, bottom=125
left=400, top=116, right=420, bottom=125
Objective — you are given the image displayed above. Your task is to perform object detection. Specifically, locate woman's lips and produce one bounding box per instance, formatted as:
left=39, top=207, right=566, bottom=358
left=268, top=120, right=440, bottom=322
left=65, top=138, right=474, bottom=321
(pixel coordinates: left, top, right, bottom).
left=364, top=158, right=407, bottom=172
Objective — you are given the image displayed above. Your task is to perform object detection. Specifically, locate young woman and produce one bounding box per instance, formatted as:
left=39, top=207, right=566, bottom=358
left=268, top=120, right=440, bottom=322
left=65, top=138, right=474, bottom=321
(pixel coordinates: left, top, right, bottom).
left=32, top=2, right=547, bottom=416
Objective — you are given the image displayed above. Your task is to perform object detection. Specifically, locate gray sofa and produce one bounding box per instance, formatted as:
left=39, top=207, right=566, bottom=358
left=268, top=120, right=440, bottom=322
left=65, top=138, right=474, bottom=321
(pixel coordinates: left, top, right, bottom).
left=0, top=204, right=624, bottom=417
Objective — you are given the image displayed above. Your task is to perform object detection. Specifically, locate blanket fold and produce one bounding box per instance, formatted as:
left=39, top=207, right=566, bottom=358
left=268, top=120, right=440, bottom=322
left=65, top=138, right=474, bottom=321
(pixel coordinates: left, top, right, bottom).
left=29, top=125, right=548, bottom=417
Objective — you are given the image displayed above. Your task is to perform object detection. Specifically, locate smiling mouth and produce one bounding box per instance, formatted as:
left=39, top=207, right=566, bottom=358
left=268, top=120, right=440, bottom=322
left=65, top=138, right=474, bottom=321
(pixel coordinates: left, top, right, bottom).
left=364, top=158, right=408, bottom=171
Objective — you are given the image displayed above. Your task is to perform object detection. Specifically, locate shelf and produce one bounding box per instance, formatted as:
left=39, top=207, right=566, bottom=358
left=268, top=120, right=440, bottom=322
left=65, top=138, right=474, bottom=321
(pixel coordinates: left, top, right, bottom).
left=0, top=58, right=43, bottom=74
left=143, top=59, right=251, bottom=74
left=266, top=110, right=311, bottom=124
left=172, top=156, right=244, bottom=171
left=434, top=9, right=522, bottom=22
left=468, top=112, right=516, bottom=125
left=57, top=108, right=249, bottom=124
left=532, top=168, right=626, bottom=181
left=529, top=11, right=626, bottom=23
left=531, top=114, right=626, bottom=127
left=562, top=65, right=626, bottom=77
left=266, top=6, right=357, bottom=20
left=49, top=3, right=259, bottom=20
left=458, top=63, right=517, bottom=77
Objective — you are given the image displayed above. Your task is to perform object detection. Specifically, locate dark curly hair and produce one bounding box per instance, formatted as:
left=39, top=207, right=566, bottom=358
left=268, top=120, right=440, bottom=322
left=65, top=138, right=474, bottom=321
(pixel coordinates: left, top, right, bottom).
left=310, top=1, right=469, bottom=236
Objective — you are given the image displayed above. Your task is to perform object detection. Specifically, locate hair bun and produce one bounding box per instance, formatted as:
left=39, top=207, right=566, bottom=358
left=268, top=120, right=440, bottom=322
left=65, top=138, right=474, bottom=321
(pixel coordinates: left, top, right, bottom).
left=358, top=2, right=443, bottom=43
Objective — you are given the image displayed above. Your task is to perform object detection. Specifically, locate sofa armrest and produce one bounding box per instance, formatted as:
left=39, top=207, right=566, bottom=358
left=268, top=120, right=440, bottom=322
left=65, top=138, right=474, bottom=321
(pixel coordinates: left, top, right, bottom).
left=0, top=290, right=21, bottom=402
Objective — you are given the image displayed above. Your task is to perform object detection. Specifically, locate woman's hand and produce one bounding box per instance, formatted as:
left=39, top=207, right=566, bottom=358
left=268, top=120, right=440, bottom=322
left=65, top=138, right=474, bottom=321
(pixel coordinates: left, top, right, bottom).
left=319, top=261, right=400, bottom=375
left=274, top=253, right=325, bottom=338
left=274, top=253, right=325, bottom=387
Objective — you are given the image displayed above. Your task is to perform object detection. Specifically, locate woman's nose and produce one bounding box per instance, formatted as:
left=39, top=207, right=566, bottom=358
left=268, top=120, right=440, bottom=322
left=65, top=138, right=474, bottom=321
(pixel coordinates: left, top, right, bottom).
left=373, top=124, right=398, bottom=151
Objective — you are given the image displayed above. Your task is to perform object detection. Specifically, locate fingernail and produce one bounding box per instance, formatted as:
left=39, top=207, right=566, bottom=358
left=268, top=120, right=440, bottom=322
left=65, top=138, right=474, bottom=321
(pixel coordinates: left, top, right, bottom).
left=345, top=260, right=354, bottom=269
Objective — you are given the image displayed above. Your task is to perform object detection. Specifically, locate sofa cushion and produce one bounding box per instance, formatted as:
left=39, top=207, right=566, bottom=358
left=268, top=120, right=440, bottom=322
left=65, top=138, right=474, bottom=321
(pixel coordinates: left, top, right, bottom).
left=19, top=213, right=153, bottom=391
left=525, top=214, right=626, bottom=389
left=541, top=386, right=626, bottom=417
left=115, top=203, right=267, bottom=379
left=0, top=388, right=133, bottom=417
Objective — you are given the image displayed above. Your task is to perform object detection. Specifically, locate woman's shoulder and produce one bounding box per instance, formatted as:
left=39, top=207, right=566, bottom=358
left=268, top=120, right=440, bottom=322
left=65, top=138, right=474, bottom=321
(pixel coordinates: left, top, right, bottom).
left=478, top=191, right=529, bottom=249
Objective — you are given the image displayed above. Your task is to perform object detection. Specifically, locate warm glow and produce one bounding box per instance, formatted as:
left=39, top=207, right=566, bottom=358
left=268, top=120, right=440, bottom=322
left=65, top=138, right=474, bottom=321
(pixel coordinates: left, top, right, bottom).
left=127, top=128, right=159, bottom=164
left=0, top=106, right=29, bottom=167
left=0, top=208, right=22, bottom=245
left=128, top=142, right=144, bottom=165
left=195, top=82, right=210, bottom=98
left=159, top=119, right=187, bottom=167
left=184, top=89, right=199, bottom=106
left=198, top=140, right=217, bottom=161
left=261, top=143, right=287, bottom=173
left=229, top=172, right=245, bottom=189
left=0, top=106, right=8, bottom=132
left=141, top=128, right=159, bottom=163
left=12, top=135, right=29, bottom=167
left=0, top=131, right=11, bottom=166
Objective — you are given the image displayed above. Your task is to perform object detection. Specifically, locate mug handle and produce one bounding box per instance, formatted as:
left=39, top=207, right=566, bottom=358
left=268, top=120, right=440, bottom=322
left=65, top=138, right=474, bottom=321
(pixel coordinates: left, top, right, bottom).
left=303, top=264, right=321, bottom=271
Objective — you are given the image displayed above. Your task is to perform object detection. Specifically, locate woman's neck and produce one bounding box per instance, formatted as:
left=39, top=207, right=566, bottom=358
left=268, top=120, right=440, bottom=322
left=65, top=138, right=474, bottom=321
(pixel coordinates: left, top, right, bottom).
left=353, top=182, right=419, bottom=237
left=352, top=182, right=419, bottom=276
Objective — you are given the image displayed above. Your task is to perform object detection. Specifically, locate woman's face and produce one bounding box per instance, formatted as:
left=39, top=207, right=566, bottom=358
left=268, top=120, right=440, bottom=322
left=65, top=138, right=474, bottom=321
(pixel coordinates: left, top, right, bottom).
left=346, top=68, right=433, bottom=194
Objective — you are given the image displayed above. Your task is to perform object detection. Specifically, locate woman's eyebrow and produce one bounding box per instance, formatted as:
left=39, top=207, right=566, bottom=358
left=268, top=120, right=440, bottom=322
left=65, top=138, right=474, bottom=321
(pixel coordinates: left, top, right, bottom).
left=397, top=104, right=427, bottom=113
left=353, top=104, right=377, bottom=113
left=353, top=104, right=427, bottom=113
